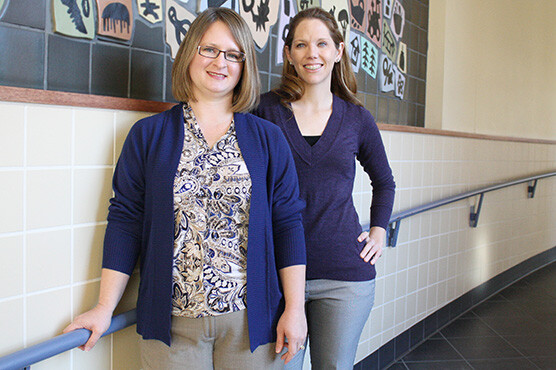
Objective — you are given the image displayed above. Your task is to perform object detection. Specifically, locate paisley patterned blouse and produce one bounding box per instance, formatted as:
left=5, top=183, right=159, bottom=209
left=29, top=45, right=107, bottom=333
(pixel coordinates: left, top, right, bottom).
left=172, top=104, right=251, bottom=318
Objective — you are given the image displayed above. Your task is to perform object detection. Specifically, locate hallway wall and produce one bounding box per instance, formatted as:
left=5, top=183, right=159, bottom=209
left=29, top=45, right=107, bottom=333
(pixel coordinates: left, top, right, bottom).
left=1, top=100, right=554, bottom=368
left=426, top=0, right=556, bottom=140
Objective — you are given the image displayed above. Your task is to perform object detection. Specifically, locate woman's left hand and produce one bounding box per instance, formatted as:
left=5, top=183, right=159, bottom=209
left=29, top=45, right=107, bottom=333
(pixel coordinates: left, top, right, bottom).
left=358, top=226, right=386, bottom=264
left=275, top=306, right=307, bottom=364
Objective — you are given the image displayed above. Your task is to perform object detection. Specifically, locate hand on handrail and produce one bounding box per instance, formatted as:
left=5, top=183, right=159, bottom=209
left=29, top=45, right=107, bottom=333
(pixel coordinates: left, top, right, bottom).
left=63, top=303, right=113, bottom=352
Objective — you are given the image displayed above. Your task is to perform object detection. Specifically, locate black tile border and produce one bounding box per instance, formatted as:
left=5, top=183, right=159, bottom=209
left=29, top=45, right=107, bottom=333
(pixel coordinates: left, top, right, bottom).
left=354, top=245, right=556, bottom=369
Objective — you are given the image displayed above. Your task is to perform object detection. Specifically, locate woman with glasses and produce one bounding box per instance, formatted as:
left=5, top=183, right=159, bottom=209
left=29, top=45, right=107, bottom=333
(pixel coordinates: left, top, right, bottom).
left=254, top=7, right=395, bottom=369
left=64, top=7, right=307, bottom=369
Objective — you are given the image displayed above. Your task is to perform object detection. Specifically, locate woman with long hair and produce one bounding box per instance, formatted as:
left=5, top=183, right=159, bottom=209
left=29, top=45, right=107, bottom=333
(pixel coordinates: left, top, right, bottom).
left=254, top=7, right=395, bottom=369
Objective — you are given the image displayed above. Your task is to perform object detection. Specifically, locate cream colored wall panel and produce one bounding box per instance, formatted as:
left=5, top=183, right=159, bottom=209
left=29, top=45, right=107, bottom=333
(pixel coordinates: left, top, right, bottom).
left=72, top=281, right=101, bottom=316
left=26, top=288, right=71, bottom=347
left=0, top=236, right=24, bottom=299
left=26, top=230, right=71, bottom=293
left=32, top=352, right=71, bottom=370
left=26, top=170, right=71, bottom=230
left=73, top=225, right=105, bottom=283
left=115, top=111, right=152, bottom=160
left=74, top=109, right=115, bottom=166
left=72, top=336, right=111, bottom=370
left=73, top=168, right=112, bottom=224
left=26, top=106, right=72, bottom=166
left=0, top=298, right=24, bottom=356
left=0, top=103, right=25, bottom=166
left=0, top=171, right=24, bottom=233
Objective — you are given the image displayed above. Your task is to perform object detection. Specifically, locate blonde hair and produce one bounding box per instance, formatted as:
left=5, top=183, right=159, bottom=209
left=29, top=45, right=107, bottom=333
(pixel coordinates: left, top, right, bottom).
left=172, top=8, right=260, bottom=112
left=276, top=7, right=361, bottom=107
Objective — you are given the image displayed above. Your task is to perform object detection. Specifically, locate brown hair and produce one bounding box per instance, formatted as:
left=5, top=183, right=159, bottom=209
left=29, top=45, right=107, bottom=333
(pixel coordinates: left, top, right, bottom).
left=276, top=7, right=361, bottom=107
left=171, top=8, right=260, bottom=112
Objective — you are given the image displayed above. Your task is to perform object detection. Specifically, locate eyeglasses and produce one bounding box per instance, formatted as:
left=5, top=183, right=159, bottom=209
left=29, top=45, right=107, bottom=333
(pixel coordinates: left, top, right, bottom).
left=197, top=45, right=246, bottom=63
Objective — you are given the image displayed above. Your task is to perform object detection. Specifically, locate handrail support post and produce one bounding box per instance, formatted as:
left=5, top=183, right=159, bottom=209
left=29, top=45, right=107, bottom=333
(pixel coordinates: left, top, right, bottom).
left=527, top=179, right=538, bottom=198
left=469, top=193, right=484, bottom=228
left=387, top=220, right=401, bottom=247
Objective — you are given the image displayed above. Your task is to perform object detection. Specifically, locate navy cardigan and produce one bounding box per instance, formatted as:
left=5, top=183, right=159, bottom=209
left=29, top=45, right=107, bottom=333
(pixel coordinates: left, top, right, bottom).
left=102, top=104, right=306, bottom=351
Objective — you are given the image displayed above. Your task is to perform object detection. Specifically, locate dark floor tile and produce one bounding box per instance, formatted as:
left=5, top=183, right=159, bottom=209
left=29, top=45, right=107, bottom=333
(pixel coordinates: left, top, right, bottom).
left=467, top=358, right=538, bottom=369
left=529, top=356, right=556, bottom=369
left=402, top=339, right=464, bottom=362
left=471, top=300, right=529, bottom=319
left=385, top=361, right=407, bottom=369
left=480, top=316, right=553, bottom=337
left=404, top=360, right=472, bottom=369
left=504, top=335, right=556, bottom=357
left=447, top=336, right=522, bottom=360
left=440, top=318, right=498, bottom=338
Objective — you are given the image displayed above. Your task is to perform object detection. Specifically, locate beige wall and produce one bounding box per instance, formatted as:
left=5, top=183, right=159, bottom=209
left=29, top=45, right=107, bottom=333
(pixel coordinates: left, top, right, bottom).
left=1, top=99, right=555, bottom=369
left=1, top=1, right=556, bottom=367
left=426, top=0, right=556, bottom=140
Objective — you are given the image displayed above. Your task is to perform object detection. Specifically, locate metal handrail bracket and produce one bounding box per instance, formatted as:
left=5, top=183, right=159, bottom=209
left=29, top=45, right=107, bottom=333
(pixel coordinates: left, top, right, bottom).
left=387, top=171, right=556, bottom=247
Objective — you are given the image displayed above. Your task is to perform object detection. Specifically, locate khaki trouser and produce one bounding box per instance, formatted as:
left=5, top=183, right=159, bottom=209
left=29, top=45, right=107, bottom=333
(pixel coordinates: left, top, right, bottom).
left=140, top=309, right=283, bottom=370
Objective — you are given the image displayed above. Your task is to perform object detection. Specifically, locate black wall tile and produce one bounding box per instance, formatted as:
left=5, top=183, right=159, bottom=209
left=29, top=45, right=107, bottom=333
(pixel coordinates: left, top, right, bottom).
left=377, top=96, right=389, bottom=123
left=47, top=34, right=90, bottom=94
left=165, top=55, right=177, bottom=103
left=132, top=20, right=165, bottom=52
left=1, top=0, right=45, bottom=29
left=130, top=49, right=163, bottom=101
left=91, top=43, right=129, bottom=97
left=378, top=338, right=396, bottom=368
left=0, top=25, right=44, bottom=89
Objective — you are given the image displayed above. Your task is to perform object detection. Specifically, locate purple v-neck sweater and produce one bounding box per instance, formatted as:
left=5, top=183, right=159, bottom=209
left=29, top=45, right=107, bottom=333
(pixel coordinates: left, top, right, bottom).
left=255, top=92, right=395, bottom=281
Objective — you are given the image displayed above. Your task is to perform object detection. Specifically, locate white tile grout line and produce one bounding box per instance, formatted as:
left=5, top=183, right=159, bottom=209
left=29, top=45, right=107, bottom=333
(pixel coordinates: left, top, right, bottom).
left=22, top=105, right=28, bottom=348
left=70, top=108, right=76, bottom=370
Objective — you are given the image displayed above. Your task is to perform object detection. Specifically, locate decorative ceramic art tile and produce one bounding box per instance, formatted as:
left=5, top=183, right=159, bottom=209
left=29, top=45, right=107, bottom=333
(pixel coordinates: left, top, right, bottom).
left=53, top=0, right=95, bottom=39
left=136, top=0, right=162, bottom=23
left=397, top=41, right=406, bottom=73
left=365, top=0, right=381, bottom=47
left=0, top=0, right=8, bottom=18
left=96, top=0, right=133, bottom=40
left=296, top=0, right=319, bottom=12
left=395, top=66, right=405, bottom=98
left=165, top=0, right=195, bottom=59
left=361, top=35, right=378, bottom=79
left=321, top=0, right=349, bottom=44
left=390, top=0, right=404, bottom=40
left=379, top=53, right=395, bottom=92
left=239, top=0, right=280, bottom=49
left=350, top=0, right=366, bottom=34
left=276, top=0, right=296, bottom=64
left=198, top=0, right=239, bottom=13
left=348, top=31, right=361, bottom=73
left=383, top=0, right=392, bottom=19
left=381, top=19, right=396, bottom=61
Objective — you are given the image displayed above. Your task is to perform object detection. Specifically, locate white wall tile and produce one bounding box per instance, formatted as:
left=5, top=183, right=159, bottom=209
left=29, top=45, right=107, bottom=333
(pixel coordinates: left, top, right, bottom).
left=26, top=230, right=71, bottom=292
left=73, top=168, right=112, bottom=224
left=73, top=225, right=105, bottom=283
left=26, top=170, right=71, bottom=230
left=0, top=236, right=24, bottom=299
left=26, top=288, right=71, bottom=347
left=74, top=109, right=115, bottom=166
left=0, top=103, right=25, bottom=167
left=26, top=106, right=72, bottom=166
left=0, top=171, right=24, bottom=233
left=0, top=298, right=24, bottom=356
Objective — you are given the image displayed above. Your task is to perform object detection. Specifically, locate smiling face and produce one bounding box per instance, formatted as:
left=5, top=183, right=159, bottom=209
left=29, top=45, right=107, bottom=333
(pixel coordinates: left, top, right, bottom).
left=285, top=18, right=344, bottom=90
left=188, top=21, right=244, bottom=103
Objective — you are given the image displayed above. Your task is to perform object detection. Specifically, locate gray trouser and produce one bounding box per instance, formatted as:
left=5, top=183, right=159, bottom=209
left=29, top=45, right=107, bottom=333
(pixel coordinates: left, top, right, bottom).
left=285, top=279, right=376, bottom=370
left=140, top=309, right=283, bottom=370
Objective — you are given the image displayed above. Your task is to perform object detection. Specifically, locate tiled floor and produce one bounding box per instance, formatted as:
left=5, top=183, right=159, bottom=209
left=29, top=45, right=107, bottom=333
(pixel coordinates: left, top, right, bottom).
left=388, top=262, right=556, bottom=369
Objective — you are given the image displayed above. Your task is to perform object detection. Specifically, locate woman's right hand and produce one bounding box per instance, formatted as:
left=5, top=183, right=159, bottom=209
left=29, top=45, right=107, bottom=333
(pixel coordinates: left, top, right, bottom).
left=63, top=303, right=113, bottom=351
